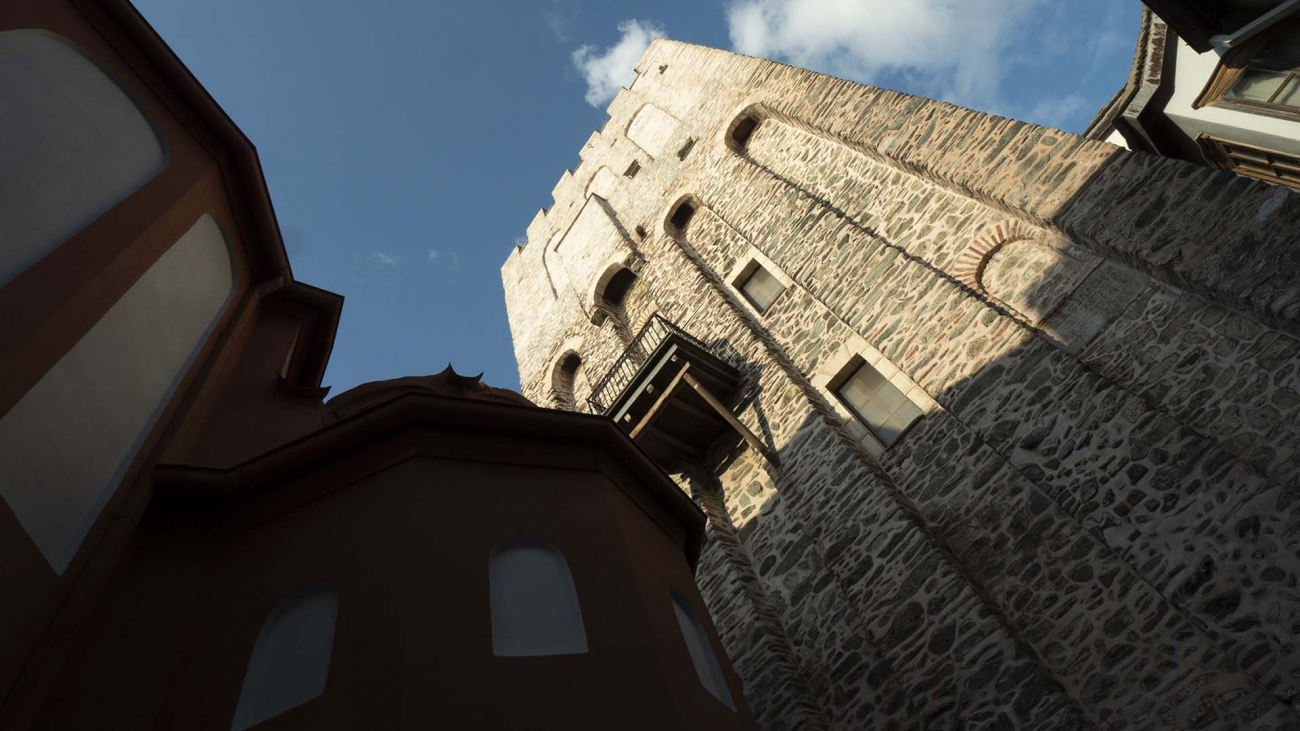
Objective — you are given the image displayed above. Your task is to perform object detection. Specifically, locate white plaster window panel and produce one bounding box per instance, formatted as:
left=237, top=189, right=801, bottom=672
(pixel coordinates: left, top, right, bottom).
left=670, top=589, right=736, bottom=711
left=725, top=246, right=794, bottom=318
left=810, top=335, right=938, bottom=453
left=490, top=541, right=588, bottom=657
left=0, top=213, right=234, bottom=573
left=0, top=30, right=167, bottom=286
left=232, top=586, right=339, bottom=731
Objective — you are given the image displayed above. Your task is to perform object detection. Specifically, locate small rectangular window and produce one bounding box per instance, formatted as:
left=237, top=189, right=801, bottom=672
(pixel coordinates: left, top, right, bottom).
left=833, top=360, right=923, bottom=447
left=738, top=264, right=784, bottom=313
left=624, top=161, right=641, bottom=179
left=677, top=138, right=696, bottom=160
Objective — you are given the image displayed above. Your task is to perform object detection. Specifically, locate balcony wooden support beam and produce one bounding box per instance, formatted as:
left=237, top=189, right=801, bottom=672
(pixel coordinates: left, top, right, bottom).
left=644, top=425, right=705, bottom=459
left=631, top=363, right=690, bottom=439
left=681, top=371, right=780, bottom=467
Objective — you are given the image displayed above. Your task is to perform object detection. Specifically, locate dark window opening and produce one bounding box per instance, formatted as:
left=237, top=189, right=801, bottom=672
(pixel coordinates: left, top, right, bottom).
left=624, top=160, right=641, bottom=178
left=737, top=264, right=784, bottom=314
left=658, top=64, right=668, bottom=74
left=729, top=116, right=760, bottom=150
left=677, top=138, right=696, bottom=161
left=602, top=268, right=637, bottom=307
left=561, top=353, right=582, bottom=374
left=635, top=225, right=648, bottom=240
left=669, top=201, right=696, bottom=231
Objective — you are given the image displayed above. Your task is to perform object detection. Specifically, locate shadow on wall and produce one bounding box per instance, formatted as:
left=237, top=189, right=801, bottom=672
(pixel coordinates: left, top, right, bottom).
left=656, top=128, right=1300, bottom=723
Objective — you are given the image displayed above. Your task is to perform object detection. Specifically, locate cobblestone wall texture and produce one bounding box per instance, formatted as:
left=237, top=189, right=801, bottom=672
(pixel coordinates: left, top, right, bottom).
left=501, top=40, right=1300, bottom=730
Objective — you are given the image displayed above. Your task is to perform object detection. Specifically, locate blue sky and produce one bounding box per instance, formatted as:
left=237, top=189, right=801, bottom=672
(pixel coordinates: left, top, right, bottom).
left=132, top=0, right=1141, bottom=395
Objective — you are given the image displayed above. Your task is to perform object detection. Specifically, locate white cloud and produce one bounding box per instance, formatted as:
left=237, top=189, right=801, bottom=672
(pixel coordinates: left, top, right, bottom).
left=572, top=19, right=667, bottom=107
left=725, top=0, right=1042, bottom=109
left=427, top=247, right=441, bottom=261
left=1027, top=94, right=1088, bottom=130
left=371, top=251, right=402, bottom=266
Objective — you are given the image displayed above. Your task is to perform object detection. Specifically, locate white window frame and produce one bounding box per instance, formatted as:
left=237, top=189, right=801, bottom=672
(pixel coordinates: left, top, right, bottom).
left=725, top=246, right=793, bottom=317
left=810, top=335, right=938, bottom=456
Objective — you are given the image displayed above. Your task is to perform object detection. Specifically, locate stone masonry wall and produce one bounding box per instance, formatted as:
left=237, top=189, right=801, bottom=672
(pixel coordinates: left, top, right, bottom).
left=501, top=40, right=1300, bottom=730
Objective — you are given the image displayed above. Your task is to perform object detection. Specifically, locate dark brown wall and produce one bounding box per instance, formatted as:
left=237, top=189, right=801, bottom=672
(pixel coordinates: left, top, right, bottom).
left=38, top=430, right=753, bottom=730
left=0, top=1, right=333, bottom=722
left=184, top=307, right=326, bottom=469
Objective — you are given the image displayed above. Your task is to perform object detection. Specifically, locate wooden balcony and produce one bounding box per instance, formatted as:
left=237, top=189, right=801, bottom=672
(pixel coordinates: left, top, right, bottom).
left=587, top=315, right=773, bottom=467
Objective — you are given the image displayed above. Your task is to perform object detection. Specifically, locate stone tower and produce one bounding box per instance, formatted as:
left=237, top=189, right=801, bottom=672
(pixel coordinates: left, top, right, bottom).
left=502, top=39, right=1300, bottom=730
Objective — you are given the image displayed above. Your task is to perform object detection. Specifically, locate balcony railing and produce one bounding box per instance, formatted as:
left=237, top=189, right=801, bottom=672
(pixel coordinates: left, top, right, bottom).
left=586, top=314, right=709, bottom=415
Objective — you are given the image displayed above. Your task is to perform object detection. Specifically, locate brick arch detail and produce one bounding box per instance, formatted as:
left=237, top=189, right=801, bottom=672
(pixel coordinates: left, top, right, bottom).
left=951, top=219, right=1041, bottom=294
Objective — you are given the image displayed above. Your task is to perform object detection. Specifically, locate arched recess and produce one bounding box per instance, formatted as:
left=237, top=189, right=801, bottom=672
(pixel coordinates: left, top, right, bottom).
left=721, top=102, right=771, bottom=155
left=231, top=586, right=340, bottom=731
left=550, top=351, right=584, bottom=411
left=626, top=103, right=681, bottom=158
left=591, top=264, right=639, bottom=349
left=0, top=213, right=235, bottom=574
left=953, top=220, right=1098, bottom=327
left=0, top=30, right=167, bottom=286
left=490, top=541, right=588, bottom=656
left=584, top=166, right=620, bottom=202
left=662, top=193, right=701, bottom=237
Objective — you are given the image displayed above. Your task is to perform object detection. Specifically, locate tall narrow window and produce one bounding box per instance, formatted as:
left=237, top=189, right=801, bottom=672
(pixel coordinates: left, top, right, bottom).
left=670, top=589, right=735, bottom=710
left=0, top=30, right=166, bottom=285
left=231, top=587, right=339, bottom=731
left=551, top=353, right=583, bottom=411
left=490, top=541, right=587, bottom=656
left=832, top=359, right=923, bottom=447
left=738, top=263, right=785, bottom=314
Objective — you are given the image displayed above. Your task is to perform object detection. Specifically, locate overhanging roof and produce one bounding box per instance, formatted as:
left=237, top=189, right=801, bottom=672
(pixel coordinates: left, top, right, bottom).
left=93, top=0, right=343, bottom=387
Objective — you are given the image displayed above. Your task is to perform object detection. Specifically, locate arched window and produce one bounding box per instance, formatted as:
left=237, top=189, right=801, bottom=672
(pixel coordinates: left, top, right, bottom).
left=0, top=30, right=166, bottom=285
left=231, top=586, right=340, bottom=731
left=726, top=114, right=762, bottom=153
left=490, top=541, right=587, bottom=656
left=666, top=198, right=697, bottom=233
left=0, top=214, right=234, bottom=573
left=627, top=104, right=681, bottom=157
left=670, top=589, right=735, bottom=710
left=600, top=268, right=636, bottom=308
left=551, top=353, right=583, bottom=410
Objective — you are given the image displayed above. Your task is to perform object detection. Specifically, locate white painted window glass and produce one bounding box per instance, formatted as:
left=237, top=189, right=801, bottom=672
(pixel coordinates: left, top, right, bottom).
left=739, top=265, right=784, bottom=314
left=0, top=30, right=166, bottom=285
left=232, top=587, right=340, bottom=731
left=834, top=361, right=923, bottom=447
left=490, top=542, right=588, bottom=656
left=626, top=104, right=680, bottom=157
left=670, top=589, right=735, bottom=710
left=0, top=214, right=234, bottom=574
